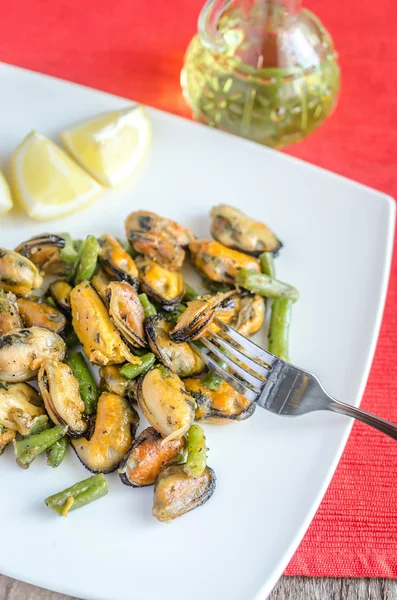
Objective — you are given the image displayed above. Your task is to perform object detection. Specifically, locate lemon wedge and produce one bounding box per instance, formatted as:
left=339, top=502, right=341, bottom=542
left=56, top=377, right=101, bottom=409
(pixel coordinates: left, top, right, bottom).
left=60, top=106, right=151, bottom=187
left=0, top=169, right=13, bottom=216
left=11, top=131, right=102, bottom=221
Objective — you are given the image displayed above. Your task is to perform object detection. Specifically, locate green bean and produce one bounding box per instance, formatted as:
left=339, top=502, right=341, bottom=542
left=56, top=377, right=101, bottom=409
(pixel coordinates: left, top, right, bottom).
left=14, top=425, right=68, bottom=468
left=131, top=346, right=150, bottom=357
left=203, top=279, right=233, bottom=294
left=202, top=369, right=223, bottom=392
left=175, top=446, right=188, bottom=465
left=168, top=303, right=187, bottom=324
left=61, top=238, right=84, bottom=284
left=184, top=425, right=207, bottom=478
left=0, top=425, right=13, bottom=455
left=139, top=293, right=157, bottom=318
left=45, top=473, right=108, bottom=517
left=59, top=234, right=80, bottom=283
left=194, top=340, right=205, bottom=349
left=202, top=355, right=228, bottom=391
left=123, top=240, right=139, bottom=259
left=183, top=284, right=199, bottom=302
left=259, top=252, right=276, bottom=278
left=157, top=364, right=171, bottom=379
left=46, top=436, right=69, bottom=468
left=45, top=296, right=57, bottom=308
left=120, top=353, right=156, bottom=379
left=63, top=326, right=79, bottom=348
left=268, top=297, right=292, bottom=361
left=27, top=415, right=50, bottom=436
left=74, top=235, right=100, bottom=284
left=73, top=239, right=83, bottom=253
left=236, top=269, right=299, bottom=302
left=11, top=412, right=49, bottom=437
left=59, top=234, right=79, bottom=264
left=66, top=351, right=99, bottom=415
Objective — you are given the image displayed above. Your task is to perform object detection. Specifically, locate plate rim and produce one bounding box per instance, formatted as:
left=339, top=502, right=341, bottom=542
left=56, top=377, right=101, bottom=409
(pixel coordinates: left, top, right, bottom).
left=0, top=63, right=395, bottom=600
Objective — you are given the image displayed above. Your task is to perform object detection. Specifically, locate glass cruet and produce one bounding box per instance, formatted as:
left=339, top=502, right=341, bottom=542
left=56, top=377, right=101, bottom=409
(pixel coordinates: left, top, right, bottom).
left=181, top=0, right=340, bottom=147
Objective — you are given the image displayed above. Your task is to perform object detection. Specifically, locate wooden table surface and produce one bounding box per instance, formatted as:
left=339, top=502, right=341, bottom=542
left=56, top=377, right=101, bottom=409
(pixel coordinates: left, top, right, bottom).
left=1, top=575, right=396, bottom=599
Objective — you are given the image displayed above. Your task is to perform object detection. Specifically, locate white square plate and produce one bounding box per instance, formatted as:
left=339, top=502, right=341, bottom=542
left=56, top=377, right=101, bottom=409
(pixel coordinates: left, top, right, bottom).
left=0, top=63, right=395, bottom=600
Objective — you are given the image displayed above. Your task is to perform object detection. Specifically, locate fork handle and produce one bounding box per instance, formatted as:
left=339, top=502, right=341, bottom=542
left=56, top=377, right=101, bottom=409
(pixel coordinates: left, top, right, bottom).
left=326, top=399, right=397, bottom=441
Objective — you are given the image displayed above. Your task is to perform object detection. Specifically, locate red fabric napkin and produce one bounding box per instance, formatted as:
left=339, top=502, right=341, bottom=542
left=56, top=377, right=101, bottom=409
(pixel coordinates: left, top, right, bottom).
left=1, top=0, right=397, bottom=578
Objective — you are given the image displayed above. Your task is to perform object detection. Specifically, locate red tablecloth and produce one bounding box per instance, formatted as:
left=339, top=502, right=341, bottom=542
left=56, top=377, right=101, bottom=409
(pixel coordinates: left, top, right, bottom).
left=1, top=0, right=397, bottom=578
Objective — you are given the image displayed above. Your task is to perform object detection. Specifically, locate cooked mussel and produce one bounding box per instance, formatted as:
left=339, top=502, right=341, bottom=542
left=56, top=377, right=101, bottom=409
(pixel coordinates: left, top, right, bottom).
left=91, top=269, right=112, bottom=305
left=38, top=360, right=87, bottom=437
left=126, top=210, right=194, bottom=247
left=107, top=281, right=146, bottom=347
left=15, top=233, right=68, bottom=275
left=208, top=293, right=239, bottom=334
left=0, top=290, right=22, bottom=335
left=99, top=365, right=137, bottom=401
left=204, top=291, right=240, bottom=333
left=125, top=210, right=194, bottom=270
left=70, top=282, right=140, bottom=366
left=152, top=464, right=216, bottom=522
left=132, top=233, right=185, bottom=271
left=137, top=366, right=196, bottom=442
left=16, top=298, right=67, bottom=334
left=214, top=294, right=238, bottom=324
left=135, top=256, right=184, bottom=310
left=71, top=392, right=138, bottom=473
left=189, top=239, right=260, bottom=284
left=119, top=427, right=184, bottom=487
left=184, top=378, right=255, bottom=423
left=231, top=293, right=265, bottom=336
left=0, top=327, right=66, bottom=382
left=0, top=381, right=45, bottom=435
left=0, top=426, right=15, bottom=455
left=169, top=291, right=234, bottom=342
left=98, top=234, right=138, bottom=285
left=210, top=204, right=281, bottom=255
left=145, top=315, right=204, bottom=377
left=49, top=280, right=73, bottom=314
left=0, top=248, right=43, bottom=296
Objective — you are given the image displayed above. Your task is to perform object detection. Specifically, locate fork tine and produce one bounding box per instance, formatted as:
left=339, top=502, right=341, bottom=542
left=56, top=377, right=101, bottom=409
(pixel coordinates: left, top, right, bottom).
left=200, top=337, right=263, bottom=389
left=208, top=330, right=271, bottom=376
left=192, top=345, right=259, bottom=402
left=214, top=319, right=279, bottom=367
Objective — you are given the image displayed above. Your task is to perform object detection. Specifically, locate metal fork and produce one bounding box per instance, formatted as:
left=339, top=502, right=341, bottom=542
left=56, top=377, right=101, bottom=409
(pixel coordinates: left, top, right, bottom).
left=192, top=319, right=397, bottom=441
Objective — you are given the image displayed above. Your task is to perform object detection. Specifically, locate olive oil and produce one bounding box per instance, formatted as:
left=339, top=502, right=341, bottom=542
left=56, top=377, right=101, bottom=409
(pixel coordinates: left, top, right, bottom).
left=181, top=3, right=340, bottom=148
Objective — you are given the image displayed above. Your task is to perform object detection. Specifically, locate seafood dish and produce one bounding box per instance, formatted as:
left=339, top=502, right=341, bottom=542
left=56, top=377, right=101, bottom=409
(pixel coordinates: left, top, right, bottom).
left=0, top=205, right=298, bottom=522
